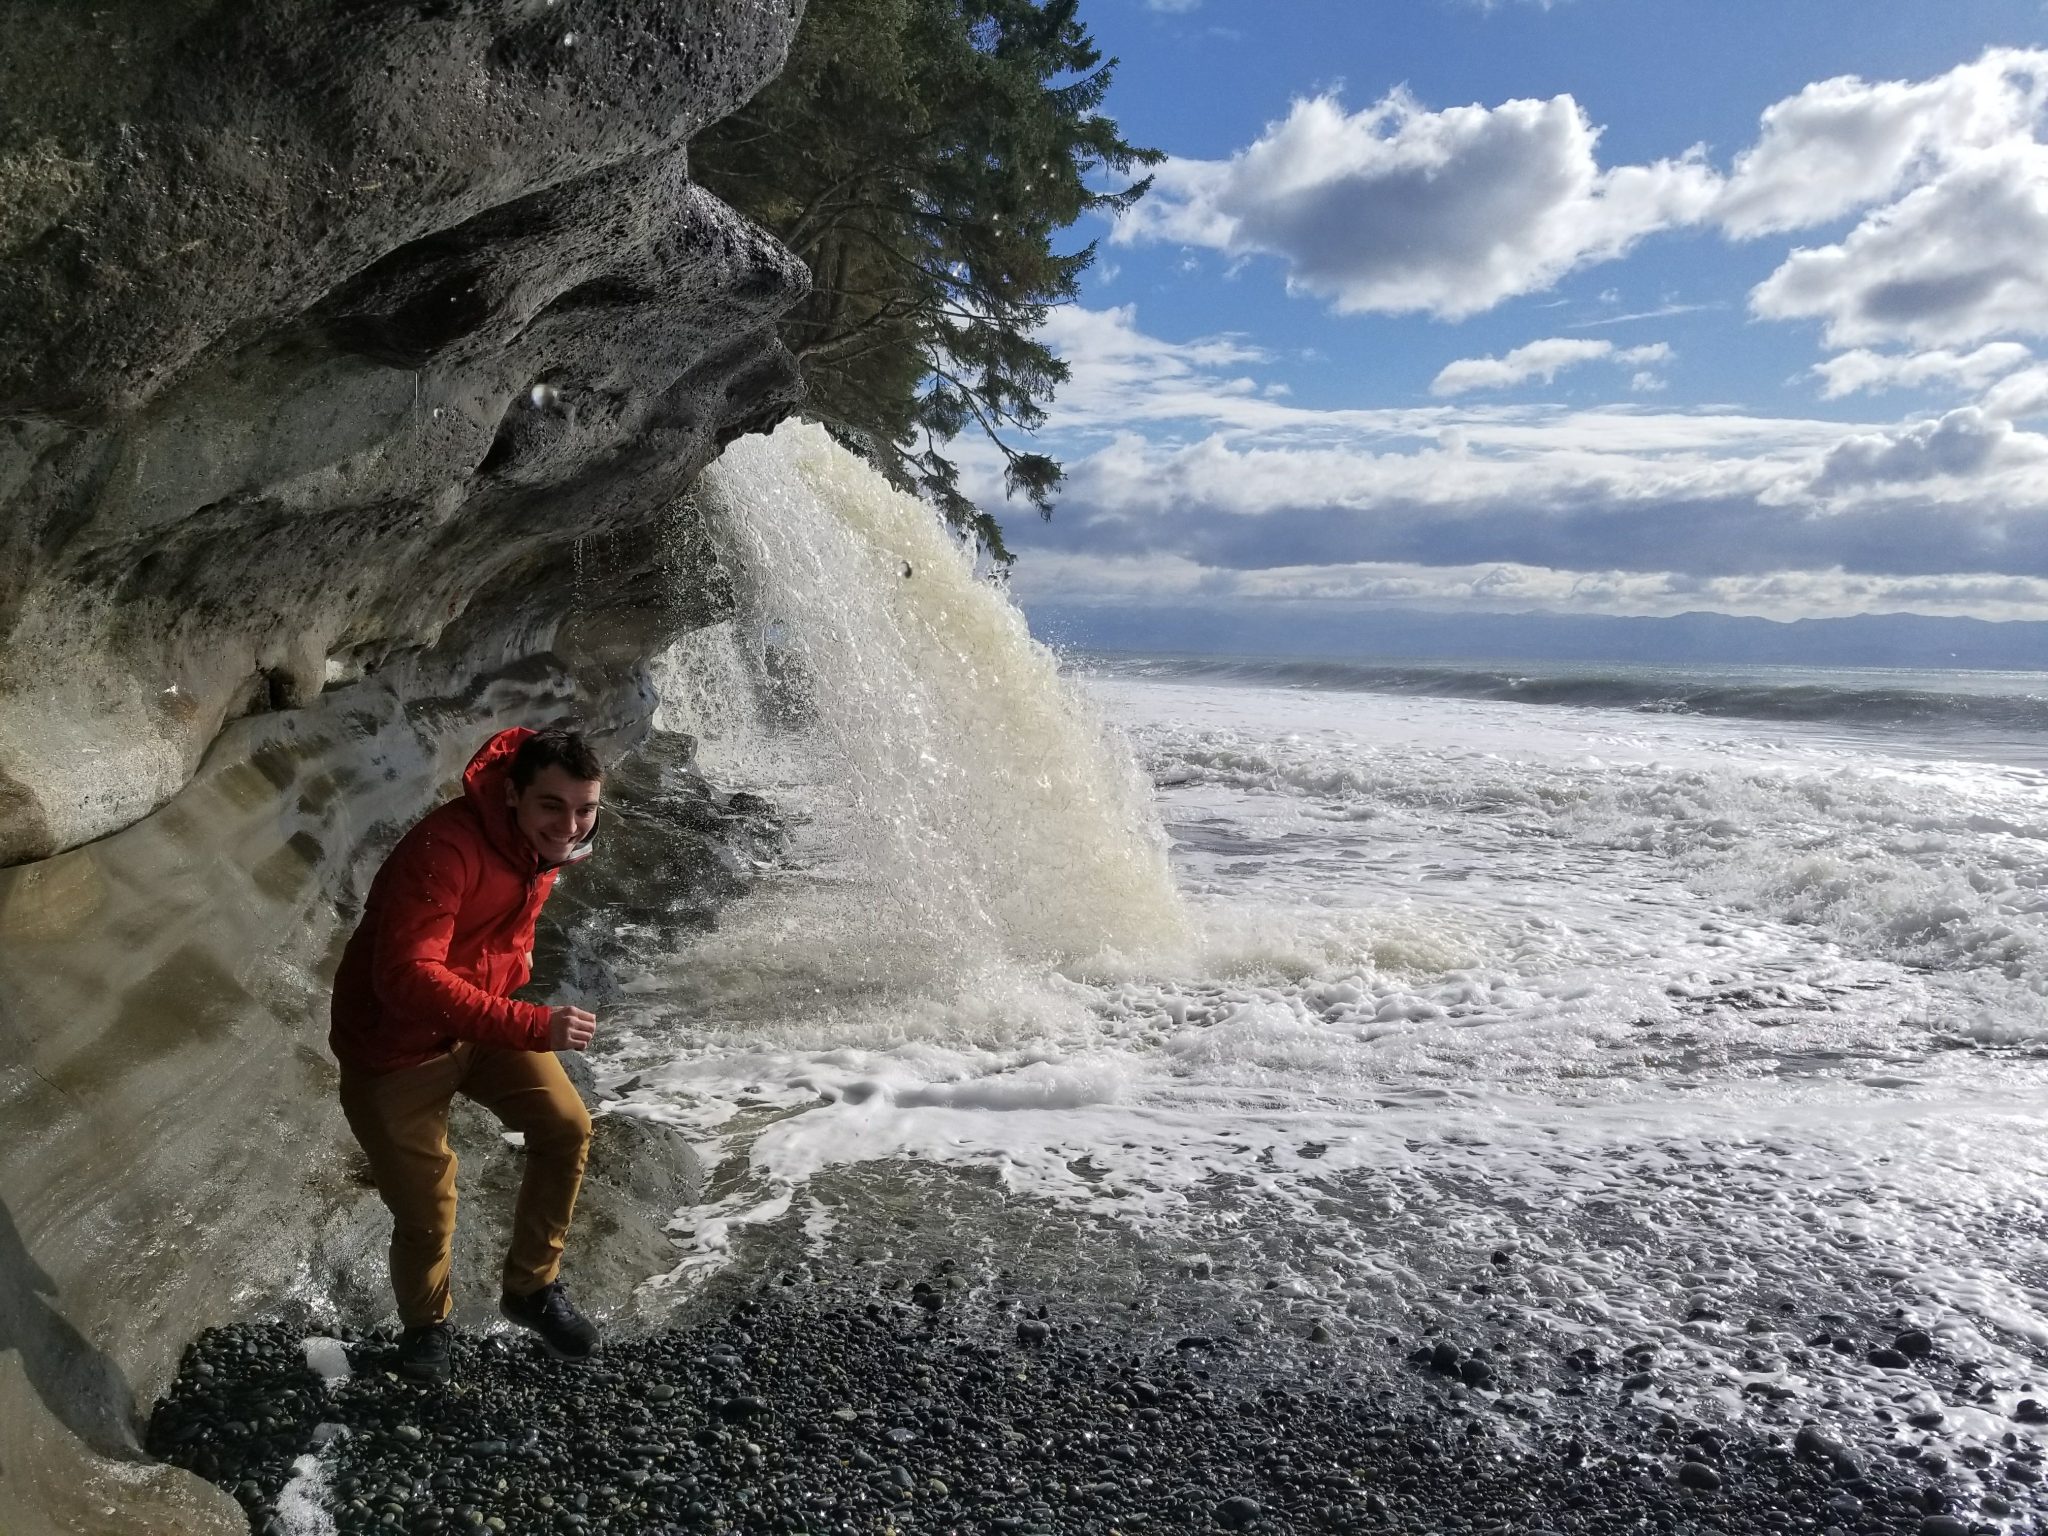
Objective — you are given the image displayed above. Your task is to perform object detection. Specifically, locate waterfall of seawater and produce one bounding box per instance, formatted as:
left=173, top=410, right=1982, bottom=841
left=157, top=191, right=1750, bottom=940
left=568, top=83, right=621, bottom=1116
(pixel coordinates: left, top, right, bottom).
left=650, top=620, right=769, bottom=770
left=661, top=420, right=1189, bottom=1017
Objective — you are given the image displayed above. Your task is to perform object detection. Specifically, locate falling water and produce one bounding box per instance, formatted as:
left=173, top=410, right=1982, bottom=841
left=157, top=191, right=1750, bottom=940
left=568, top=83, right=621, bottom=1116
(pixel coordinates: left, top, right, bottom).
left=687, top=419, right=1190, bottom=980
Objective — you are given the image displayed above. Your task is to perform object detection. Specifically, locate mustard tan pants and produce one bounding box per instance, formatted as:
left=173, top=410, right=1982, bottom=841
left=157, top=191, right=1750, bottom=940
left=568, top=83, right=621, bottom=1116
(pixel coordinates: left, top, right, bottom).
left=339, top=1042, right=592, bottom=1328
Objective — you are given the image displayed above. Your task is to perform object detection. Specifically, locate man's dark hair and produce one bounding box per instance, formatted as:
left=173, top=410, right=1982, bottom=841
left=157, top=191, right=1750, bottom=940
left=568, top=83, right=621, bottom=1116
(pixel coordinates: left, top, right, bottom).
left=510, top=727, right=605, bottom=791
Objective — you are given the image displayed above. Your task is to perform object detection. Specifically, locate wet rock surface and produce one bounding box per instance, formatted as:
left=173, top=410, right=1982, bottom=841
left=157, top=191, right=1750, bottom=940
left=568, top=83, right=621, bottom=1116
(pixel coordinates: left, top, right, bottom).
left=147, top=1275, right=2048, bottom=1536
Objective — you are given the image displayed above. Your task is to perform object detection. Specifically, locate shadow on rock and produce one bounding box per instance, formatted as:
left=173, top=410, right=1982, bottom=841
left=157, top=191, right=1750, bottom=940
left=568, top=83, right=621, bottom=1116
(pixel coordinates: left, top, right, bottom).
left=0, top=1196, right=148, bottom=1470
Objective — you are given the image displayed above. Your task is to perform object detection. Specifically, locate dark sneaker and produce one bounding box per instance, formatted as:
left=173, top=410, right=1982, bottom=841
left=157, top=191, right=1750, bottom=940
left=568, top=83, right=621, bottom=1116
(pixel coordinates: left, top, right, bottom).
left=500, top=1281, right=600, bottom=1361
left=396, top=1322, right=453, bottom=1384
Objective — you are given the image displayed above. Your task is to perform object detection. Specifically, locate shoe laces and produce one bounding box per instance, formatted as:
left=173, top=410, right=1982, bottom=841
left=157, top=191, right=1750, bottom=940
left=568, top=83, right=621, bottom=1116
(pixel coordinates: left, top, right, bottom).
left=535, top=1282, right=575, bottom=1325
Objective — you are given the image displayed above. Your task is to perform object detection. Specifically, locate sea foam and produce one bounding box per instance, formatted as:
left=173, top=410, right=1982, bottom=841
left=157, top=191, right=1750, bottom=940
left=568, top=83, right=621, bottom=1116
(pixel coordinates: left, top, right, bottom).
left=595, top=427, right=2048, bottom=1452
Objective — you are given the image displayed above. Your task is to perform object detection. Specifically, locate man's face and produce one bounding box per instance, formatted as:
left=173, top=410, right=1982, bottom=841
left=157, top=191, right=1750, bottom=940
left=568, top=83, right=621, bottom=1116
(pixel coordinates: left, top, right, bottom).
left=507, top=765, right=603, bottom=865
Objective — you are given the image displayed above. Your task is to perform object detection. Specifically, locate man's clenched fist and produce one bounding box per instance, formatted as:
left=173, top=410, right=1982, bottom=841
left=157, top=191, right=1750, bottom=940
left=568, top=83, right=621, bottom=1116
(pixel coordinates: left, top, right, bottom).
left=547, top=1005, right=597, bottom=1053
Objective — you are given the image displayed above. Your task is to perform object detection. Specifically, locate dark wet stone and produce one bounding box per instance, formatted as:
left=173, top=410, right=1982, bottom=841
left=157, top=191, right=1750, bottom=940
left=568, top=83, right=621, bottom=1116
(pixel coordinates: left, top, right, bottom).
left=146, top=1285, right=1974, bottom=1536
left=1894, top=1329, right=1934, bottom=1357
left=1016, top=1320, right=1050, bottom=1345
left=1430, top=1341, right=1460, bottom=1375
left=721, top=1394, right=769, bottom=1422
left=1217, top=1495, right=1262, bottom=1527
left=1795, top=1425, right=1851, bottom=1468
left=2013, top=1398, right=2048, bottom=1424
left=1677, top=1461, right=1722, bottom=1491
left=1868, top=1348, right=1911, bottom=1370
left=1918, top=1518, right=1970, bottom=1536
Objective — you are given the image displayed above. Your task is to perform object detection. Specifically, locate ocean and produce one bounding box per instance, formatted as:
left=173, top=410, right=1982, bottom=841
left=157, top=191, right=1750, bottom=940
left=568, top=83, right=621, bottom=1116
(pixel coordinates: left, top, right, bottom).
left=592, top=423, right=2048, bottom=1455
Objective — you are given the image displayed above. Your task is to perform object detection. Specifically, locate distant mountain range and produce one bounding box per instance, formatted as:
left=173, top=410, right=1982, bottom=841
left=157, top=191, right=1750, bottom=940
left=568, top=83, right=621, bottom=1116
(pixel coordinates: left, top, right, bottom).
left=1026, top=603, right=2048, bottom=671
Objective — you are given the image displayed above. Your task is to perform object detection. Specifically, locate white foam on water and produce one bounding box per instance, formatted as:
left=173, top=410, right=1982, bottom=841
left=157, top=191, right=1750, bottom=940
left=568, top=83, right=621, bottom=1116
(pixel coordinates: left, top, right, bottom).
left=1107, top=677, right=2048, bottom=1043
left=610, top=426, right=2048, bottom=1449
left=274, top=1450, right=339, bottom=1536
left=644, top=1187, right=798, bottom=1292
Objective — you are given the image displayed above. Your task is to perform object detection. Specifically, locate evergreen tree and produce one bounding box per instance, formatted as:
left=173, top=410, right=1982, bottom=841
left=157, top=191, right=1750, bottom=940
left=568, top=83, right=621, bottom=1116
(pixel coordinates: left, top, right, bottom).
left=693, top=0, right=1161, bottom=561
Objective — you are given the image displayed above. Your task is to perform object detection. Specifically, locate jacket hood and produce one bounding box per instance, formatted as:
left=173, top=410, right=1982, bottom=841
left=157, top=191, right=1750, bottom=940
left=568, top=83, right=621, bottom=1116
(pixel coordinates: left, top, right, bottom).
left=462, top=728, right=539, bottom=874
left=462, top=726, right=600, bottom=872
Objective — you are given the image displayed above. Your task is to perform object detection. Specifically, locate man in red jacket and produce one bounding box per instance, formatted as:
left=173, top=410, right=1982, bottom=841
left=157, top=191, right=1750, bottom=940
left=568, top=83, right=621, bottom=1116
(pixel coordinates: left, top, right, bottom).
left=330, top=725, right=606, bottom=1383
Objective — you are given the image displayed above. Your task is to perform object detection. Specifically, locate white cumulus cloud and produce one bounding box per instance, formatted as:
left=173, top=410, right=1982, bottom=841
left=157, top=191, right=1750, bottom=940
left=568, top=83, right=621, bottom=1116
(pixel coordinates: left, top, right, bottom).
left=1431, top=338, right=1671, bottom=396
left=1808, top=405, right=2048, bottom=496
left=1810, top=343, right=2031, bottom=399
left=1715, top=49, right=2048, bottom=237
left=1981, top=365, right=2048, bottom=420
left=1114, top=49, right=2048, bottom=363
left=1739, top=51, right=2048, bottom=350
left=1752, top=146, right=2048, bottom=348
left=1432, top=338, right=1613, bottom=395
left=1116, top=88, right=1720, bottom=319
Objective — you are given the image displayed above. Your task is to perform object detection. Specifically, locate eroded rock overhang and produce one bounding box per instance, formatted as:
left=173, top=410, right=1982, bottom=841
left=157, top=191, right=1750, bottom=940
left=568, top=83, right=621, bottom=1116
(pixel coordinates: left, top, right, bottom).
left=0, top=3, right=811, bottom=1530
left=0, top=0, right=811, bottom=866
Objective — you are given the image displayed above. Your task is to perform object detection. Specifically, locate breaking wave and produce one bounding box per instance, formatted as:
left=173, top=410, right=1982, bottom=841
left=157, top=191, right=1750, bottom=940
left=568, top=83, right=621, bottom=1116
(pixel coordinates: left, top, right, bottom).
left=1082, top=652, right=2048, bottom=737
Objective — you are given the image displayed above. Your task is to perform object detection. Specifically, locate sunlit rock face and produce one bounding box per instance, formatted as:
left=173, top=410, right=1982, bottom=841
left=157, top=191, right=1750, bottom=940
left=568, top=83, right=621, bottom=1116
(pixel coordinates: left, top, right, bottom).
left=0, top=3, right=807, bottom=1530
left=0, top=0, right=807, bottom=865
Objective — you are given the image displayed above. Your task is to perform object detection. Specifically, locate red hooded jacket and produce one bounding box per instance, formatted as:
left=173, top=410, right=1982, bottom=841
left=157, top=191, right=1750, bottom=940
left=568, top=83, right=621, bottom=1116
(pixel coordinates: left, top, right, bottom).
left=329, top=729, right=566, bottom=1074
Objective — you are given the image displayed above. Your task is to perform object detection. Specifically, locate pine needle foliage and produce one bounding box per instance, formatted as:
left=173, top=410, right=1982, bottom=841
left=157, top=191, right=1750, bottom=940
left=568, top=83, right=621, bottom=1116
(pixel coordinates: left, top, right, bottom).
left=692, top=0, right=1162, bottom=562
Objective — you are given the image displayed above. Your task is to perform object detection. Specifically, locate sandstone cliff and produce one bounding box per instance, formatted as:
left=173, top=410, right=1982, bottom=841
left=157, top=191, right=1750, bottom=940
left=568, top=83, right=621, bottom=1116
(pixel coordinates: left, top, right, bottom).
left=0, top=4, right=811, bottom=1529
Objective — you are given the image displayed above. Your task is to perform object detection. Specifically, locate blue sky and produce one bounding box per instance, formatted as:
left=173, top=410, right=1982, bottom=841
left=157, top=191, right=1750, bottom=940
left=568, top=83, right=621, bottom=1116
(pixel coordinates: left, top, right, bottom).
left=976, top=0, right=2048, bottom=648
